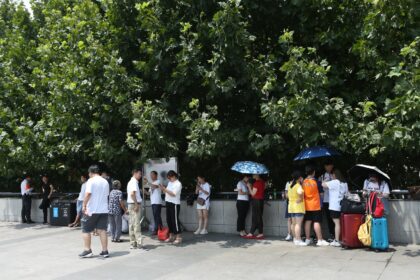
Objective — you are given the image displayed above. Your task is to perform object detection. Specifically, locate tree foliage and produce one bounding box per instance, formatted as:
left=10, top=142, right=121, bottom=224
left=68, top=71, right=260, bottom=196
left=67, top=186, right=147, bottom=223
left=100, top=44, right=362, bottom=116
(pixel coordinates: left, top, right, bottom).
left=0, top=0, right=418, bottom=190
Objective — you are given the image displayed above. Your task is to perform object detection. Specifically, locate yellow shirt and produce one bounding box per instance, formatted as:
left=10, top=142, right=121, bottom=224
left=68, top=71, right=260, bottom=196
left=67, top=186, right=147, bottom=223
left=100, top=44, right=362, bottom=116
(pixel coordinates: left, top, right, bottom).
left=288, top=183, right=305, bottom=214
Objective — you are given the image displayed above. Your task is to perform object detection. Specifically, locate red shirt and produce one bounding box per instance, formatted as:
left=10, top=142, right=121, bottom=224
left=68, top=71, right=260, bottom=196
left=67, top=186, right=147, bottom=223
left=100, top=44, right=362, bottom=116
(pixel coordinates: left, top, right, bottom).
left=252, top=180, right=265, bottom=200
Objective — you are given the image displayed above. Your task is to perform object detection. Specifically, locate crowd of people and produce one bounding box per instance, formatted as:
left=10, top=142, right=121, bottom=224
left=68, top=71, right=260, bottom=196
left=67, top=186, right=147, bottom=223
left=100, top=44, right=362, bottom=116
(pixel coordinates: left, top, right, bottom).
left=18, top=160, right=390, bottom=258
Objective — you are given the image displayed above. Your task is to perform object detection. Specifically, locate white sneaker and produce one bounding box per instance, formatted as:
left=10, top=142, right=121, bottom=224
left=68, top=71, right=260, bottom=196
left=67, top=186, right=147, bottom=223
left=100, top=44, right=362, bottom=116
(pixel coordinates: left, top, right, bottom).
left=316, top=239, right=330, bottom=246
left=330, top=240, right=341, bottom=247
left=305, top=239, right=313, bottom=245
left=200, top=229, right=208, bottom=235
left=297, top=241, right=308, bottom=246
left=285, top=234, right=293, bottom=241
left=194, top=228, right=202, bottom=235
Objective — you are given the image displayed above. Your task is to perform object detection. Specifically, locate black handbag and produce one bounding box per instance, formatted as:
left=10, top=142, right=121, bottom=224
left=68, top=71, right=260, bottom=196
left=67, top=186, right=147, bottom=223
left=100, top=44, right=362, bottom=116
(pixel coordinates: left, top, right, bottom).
left=340, top=197, right=366, bottom=214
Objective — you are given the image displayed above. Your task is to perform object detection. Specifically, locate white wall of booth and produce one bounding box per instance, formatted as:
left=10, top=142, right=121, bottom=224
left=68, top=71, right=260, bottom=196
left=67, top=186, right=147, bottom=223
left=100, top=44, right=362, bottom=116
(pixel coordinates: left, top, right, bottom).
left=0, top=198, right=419, bottom=244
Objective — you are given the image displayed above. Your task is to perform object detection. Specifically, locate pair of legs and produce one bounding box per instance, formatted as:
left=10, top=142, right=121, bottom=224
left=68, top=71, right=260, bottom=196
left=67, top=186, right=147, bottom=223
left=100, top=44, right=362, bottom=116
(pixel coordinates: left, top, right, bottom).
left=323, top=203, right=335, bottom=239
left=21, top=195, right=32, bottom=223
left=195, top=209, right=209, bottom=233
left=42, top=206, right=48, bottom=224
left=247, top=199, right=264, bottom=238
left=81, top=213, right=108, bottom=254
left=108, top=214, right=122, bottom=241
left=236, top=200, right=249, bottom=236
left=152, top=204, right=163, bottom=233
left=128, top=204, right=143, bottom=248
left=304, top=210, right=324, bottom=241
left=291, top=216, right=304, bottom=241
left=166, top=202, right=182, bottom=243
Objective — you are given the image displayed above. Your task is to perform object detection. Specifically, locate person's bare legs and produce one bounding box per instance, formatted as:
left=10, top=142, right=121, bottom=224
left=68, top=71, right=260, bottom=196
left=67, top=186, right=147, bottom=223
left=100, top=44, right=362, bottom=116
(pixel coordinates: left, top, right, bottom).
left=98, top=229, right=108, bottom=251
left=82, top=232, right=91, bottom=251
left=294, top=217, right=304, bottom=241
left=333, top=218, right=340, bottom=241
left=196, top=210, right=203, bottom=232
left=287, top=218, right=292, bottom=236
left=202, top=210, right=209, bottom=231
left=291, top=218, right=296, bottom=240
left=305, top=220, right=312, bottom=240
left=314, top=222, right=324, bottom=241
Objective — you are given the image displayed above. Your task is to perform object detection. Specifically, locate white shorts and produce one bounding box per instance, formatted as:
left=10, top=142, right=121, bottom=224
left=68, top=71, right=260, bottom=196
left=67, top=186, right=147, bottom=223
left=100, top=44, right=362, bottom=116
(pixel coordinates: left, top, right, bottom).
left=196, top=200, right=210, bottom=210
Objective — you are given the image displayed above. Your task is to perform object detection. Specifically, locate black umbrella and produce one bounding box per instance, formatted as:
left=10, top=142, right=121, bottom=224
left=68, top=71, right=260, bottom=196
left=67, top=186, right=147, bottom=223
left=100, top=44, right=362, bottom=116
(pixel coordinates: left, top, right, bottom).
left=348, top=164, right=391, bottom=189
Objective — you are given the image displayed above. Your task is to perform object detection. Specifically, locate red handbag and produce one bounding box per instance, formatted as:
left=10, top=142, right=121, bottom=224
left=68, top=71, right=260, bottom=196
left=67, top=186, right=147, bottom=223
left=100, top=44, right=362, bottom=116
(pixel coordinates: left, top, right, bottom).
left=157, top=226, right=169, bottom=241
left=369, top=192, right=384, bottom=218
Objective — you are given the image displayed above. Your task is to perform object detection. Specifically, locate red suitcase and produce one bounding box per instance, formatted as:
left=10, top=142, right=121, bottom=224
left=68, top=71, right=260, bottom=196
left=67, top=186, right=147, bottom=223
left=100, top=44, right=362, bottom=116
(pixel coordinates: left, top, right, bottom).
left=340, top=213, right=364, bottom=248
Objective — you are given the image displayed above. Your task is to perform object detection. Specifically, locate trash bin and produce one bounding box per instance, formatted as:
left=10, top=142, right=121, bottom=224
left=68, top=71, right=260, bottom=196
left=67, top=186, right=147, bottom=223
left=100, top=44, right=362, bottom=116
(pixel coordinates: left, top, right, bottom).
left=49, top=200, right=77, bottom=226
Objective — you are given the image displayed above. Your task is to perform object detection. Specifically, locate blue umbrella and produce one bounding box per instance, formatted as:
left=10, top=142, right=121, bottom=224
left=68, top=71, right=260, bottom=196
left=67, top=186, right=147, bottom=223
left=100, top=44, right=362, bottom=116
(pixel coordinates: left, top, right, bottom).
left=231, top=161, right=269, bottom=174
left=293, top=146, right=341, bottom=161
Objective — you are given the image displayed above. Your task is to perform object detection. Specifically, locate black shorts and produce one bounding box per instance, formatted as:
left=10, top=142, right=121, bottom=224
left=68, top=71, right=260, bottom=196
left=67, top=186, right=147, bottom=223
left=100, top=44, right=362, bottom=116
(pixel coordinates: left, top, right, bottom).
left=304, top=210, right=323, bottom=223
left=81, top=213, right=108, bottom=233
left=329, top=210, right=341, bottom=219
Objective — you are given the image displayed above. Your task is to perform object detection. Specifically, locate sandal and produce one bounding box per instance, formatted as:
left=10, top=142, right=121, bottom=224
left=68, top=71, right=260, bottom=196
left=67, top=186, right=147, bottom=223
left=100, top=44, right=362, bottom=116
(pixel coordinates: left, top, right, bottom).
left=255, top=234, right=265, bottom=240
left=173, top=238, right=182, bottom=245
left=68, top=223, right=75, bottom=228
left=164, top=237, right=175, bottom=243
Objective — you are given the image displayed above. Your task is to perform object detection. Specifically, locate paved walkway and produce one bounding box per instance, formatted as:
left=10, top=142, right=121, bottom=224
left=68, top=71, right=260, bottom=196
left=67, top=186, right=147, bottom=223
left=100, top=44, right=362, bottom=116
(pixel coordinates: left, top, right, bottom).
left=0, top=222, right=419, bottom=280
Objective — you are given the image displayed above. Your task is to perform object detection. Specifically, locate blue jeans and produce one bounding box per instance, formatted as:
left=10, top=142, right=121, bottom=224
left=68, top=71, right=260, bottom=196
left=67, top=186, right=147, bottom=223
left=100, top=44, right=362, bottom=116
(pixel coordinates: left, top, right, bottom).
left=152, top=204, right=163, bottom=232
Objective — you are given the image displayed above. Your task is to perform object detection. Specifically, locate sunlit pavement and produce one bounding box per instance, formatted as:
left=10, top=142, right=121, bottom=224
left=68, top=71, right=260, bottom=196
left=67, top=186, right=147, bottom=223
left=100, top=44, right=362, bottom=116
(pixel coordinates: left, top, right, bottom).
left=0, top=222, right=419, bottom=280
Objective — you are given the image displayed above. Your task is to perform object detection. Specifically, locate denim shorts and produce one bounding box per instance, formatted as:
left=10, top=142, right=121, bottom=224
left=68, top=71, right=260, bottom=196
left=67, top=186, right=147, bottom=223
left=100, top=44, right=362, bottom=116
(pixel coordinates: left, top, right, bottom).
left=76, top=200, right=83, bottom=215
left=290, top=213, right=304, bottom=218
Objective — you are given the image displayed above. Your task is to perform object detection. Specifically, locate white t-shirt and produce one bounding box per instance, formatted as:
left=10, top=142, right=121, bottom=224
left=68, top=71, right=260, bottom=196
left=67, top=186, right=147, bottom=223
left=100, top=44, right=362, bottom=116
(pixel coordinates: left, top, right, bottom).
left=326, top=179, right=348, bottom=211
left=149, top=179, right=162, bottom=205
left=363, top=179, right=390, bottom=195
left=20, top=179, right=33, bottom=195
left=320, top=172, right=333, bottom=203
left=198, top=182, right=211, bottom=200
left=165, top=180, right=182, bottom=205
left=237, top=181, right=249, bottom=201
left=85, top=175, right=109, bottom=215
left=77, top=182, right=87, bottom=201
left=127, top=177, right=142, bottom=204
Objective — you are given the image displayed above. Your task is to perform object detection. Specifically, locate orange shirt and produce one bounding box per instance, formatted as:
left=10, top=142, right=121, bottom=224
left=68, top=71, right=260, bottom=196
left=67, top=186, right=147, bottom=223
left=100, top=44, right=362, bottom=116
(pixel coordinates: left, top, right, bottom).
left=303, top=178, right=321, bottom=211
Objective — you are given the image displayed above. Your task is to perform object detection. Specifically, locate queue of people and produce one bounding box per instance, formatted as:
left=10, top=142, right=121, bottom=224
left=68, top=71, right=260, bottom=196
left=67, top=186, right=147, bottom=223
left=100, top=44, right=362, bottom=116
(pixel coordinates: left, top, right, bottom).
left=18, top=160, right=391, bottom=257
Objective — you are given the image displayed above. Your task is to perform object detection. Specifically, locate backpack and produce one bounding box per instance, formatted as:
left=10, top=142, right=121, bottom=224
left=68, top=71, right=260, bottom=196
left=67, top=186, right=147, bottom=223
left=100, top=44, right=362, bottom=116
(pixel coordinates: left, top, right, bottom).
left=369, top=192, right=384, bottom=218
left=358, top=214, right=372, bottom=246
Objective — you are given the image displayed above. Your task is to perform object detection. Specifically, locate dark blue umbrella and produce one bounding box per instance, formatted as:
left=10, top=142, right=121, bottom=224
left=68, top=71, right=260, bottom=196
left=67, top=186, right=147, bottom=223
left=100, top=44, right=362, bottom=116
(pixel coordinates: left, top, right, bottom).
left=293, top=146, right=341, bottom=161
left=231, top=161, right=269, bottom=174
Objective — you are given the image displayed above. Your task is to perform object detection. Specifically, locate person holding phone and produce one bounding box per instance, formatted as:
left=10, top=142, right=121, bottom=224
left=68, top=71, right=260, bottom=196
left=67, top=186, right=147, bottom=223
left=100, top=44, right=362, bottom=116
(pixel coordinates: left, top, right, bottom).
left=144, top=171, right=163, bottom=235
left=127, top=168, right=143, bottom=249
left=194, top=175, right=211, bottom=235
left=160, top=170, right=183, bottom=244
left=235, top=175, right=250, bottom=237
left=244, top=174, right=265, bottom=240
left=39, top=174, right=54, bottom=225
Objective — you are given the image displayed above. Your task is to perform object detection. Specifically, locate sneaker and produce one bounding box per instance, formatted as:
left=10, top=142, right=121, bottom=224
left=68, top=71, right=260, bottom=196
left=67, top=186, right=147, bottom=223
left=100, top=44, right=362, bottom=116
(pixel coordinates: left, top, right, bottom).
left=297, top=241, right=308, bottom=246
left=330, top=240, right=341, bottom=247
left=305, top=238, right=313, bottom=245
left=200, top=229, right=208, bottom=235
left=99, top=251, right=109, bottom=258
left=79, top=249, right=93, bottom=258
left=130, top=245, right=137, bottom=250
left=327, top=238, right=335, bottom=243
left=316, top=240, right=330, bottom=246
left=194, top=228, right=202, bottom=235
left=285, top=234, right=293, bottom=241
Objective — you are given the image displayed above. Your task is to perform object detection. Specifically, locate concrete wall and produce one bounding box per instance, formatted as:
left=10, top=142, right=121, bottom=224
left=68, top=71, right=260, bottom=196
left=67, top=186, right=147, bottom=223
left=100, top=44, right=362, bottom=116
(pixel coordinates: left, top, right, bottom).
left=1, top=198, right=419, bottom=244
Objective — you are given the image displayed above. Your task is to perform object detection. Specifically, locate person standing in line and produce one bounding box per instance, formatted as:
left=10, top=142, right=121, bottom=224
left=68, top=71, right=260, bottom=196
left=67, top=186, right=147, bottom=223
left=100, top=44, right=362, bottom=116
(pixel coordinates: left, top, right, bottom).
left=127, top=168, right=144, bottom=249
left=245, top=174, right=265, bottom=240
left=288, top=170, right=307, bottom=246
left=69, top=174, right=88, bottom=227
left=235, top=175, right=250, bottom=237
left=284, top=179, right=293, bottom=241
left=21, top=175, right=34, bottom=224
left=109, top=180, right=127, bottom=242
left=303, top=165, right=329, bottom=246
left=101, top=171, right=113, bottom=192
left=319, top=160, right=335, bottom=241
left=194, top=175, right=211, bottom=235
left=362, top=173, right=391, bottom=216
left=144, top=171, right=163, bottom=235
left=79, top=165, right=110, bottom=258
left=39, top=175, right=54, bottom=225
left=160, top=170, right=183, bottom=244
left=322, top=169, right=348, bottom=247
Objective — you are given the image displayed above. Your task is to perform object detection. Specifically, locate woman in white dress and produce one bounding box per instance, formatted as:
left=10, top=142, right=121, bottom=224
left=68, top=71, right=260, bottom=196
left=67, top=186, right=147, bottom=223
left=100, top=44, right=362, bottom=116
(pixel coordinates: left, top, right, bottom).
left=194, top=175, right=211, bottom=235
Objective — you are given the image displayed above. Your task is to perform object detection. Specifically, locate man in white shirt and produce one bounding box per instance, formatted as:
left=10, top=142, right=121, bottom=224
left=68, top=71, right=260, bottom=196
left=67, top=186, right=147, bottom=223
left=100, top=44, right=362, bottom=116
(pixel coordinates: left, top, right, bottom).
left=79, top=165, right=110, bottom=258
left=127, top=168, right=143, bottom=249
left=20, top=175, right=34, bottom=224
left=144, top=171, right=162, bottom=235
